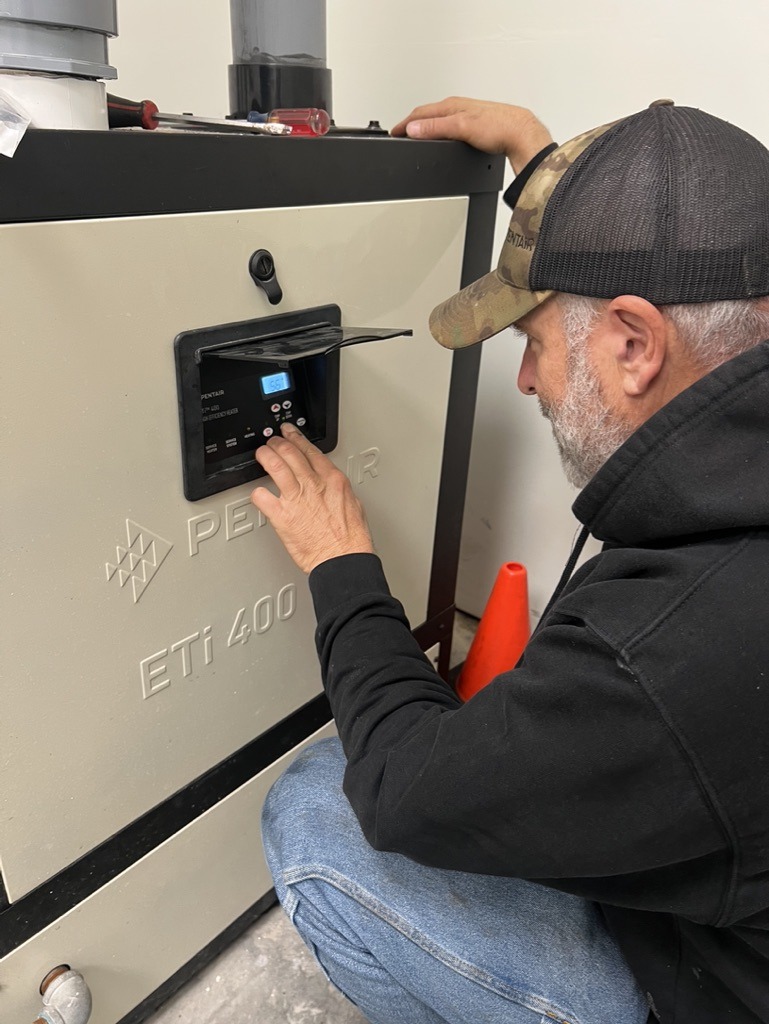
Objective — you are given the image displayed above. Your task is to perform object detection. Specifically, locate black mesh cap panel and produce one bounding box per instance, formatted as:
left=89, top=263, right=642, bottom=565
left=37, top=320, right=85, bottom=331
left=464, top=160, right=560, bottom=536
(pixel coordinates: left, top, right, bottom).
left=529, top=105, right=769, bottom=303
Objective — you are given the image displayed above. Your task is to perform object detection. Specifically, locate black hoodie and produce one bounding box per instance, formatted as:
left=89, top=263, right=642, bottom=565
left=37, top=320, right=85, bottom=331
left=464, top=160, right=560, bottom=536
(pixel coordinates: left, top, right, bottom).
left=308, top=341, right=769, bottom=1023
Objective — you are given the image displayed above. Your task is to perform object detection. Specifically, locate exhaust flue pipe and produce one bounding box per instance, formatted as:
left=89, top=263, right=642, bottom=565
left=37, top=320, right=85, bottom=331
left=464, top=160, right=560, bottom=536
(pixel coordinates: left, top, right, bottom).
left=228, top=0, right=332, bottom=117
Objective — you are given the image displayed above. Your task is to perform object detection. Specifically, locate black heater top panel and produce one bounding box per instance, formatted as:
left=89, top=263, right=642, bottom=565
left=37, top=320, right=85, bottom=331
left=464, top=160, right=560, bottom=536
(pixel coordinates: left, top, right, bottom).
left=0, top=130, right=504, bottom=224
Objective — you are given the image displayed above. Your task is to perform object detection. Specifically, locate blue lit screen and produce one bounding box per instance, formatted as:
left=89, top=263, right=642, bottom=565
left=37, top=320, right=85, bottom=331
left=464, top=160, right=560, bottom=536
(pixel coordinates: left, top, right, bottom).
left=260, top=370, right=292, bottom=397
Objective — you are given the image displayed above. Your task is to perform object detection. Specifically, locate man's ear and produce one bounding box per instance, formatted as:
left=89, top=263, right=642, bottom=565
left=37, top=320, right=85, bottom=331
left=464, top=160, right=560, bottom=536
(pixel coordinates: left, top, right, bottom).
left=603, top=295, right=668, bottom=396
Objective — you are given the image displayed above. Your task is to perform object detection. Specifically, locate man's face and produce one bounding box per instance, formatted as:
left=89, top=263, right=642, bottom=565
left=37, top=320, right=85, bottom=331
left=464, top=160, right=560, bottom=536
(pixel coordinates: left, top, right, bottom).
left=515, top=298, right=635, bottom=488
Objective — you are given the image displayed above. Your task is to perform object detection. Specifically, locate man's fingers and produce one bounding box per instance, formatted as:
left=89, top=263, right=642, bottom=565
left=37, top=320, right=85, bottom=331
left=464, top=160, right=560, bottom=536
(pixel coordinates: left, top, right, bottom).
left=404, top=113, right=469, bottom=141
left=391, top=98, right=462, bottom=136
left=250, top=426, right=374, bottom=574
left=264, top=433, right=324, bottom=487
left=278, top=423, right=336, bottom=476
left=250, top=485, right=281, bottom=519
left=279, top=421, right=315, bottom=451
left=254, top=443, right=301, bottom=499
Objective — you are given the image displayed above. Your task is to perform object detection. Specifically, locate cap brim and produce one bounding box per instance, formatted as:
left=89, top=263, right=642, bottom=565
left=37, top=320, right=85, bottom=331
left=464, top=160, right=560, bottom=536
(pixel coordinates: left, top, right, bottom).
left=429, top=268, right=553, bottom=350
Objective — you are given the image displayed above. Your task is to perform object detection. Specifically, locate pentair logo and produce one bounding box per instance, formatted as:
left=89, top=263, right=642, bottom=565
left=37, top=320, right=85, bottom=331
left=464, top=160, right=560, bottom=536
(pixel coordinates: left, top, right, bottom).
left=106, top=519, right=173, bottom=604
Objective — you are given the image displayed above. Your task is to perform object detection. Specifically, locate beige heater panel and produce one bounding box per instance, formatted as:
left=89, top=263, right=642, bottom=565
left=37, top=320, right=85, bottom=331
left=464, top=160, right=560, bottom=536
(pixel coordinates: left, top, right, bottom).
left=0, top=197, right=468, bottom=900
left=0, top=721, right=336, bottom=1024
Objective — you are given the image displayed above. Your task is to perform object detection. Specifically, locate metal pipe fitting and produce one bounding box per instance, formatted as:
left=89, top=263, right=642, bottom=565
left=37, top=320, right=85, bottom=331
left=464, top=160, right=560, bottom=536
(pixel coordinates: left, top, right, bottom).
left=32, top=965, right=92, bottom=1024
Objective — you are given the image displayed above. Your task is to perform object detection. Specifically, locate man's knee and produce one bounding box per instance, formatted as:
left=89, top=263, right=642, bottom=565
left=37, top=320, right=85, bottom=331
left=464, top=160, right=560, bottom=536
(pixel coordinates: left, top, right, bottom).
left=262, top=736, right=351, bottom=866
left=265, top=736, right=346, bottom=815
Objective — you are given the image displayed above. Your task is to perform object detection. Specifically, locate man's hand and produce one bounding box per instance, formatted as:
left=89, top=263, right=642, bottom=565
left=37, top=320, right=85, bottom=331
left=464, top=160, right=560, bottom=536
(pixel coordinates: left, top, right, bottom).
left=251, top=423, right=375, bottom=575
left=391, top=97, right=553, bottom=174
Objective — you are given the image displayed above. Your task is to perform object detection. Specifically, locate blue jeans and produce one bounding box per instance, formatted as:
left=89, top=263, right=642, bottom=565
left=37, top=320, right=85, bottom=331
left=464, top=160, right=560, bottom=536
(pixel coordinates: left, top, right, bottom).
left=261, top=737, right=649, bottom=1024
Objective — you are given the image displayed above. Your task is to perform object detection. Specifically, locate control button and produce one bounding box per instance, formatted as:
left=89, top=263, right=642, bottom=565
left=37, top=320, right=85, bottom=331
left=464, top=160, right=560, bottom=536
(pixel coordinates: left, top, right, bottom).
left=270, top=403, right=281, bottom=413
left=282, top=400, right=292, bottom=410
left=296, top=417, right=306, bottom=427
left=263, top=427, right=274, bottom=438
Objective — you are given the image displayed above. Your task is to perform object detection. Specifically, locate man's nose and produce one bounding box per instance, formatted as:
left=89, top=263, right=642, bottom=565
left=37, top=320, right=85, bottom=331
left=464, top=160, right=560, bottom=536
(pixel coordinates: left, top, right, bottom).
left=517, top=345, right=537, bottom=396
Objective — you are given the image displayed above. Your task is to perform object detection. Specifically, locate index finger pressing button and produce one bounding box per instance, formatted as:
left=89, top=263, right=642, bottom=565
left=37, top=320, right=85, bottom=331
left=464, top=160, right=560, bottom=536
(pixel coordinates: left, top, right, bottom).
left=280, top=422, right=324, bottom=457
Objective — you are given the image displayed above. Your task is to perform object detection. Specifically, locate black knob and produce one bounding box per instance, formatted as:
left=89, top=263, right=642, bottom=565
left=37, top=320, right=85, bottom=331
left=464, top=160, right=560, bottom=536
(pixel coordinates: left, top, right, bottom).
left=249, top=248, right=283, bottom=305
left=252, top=252, right=273, bottom=279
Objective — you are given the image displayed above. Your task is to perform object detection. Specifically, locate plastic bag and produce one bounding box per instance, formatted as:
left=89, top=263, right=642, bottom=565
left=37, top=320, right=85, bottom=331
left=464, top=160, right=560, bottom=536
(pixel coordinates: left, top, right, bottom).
left=0, top=88, right=31, bottom=157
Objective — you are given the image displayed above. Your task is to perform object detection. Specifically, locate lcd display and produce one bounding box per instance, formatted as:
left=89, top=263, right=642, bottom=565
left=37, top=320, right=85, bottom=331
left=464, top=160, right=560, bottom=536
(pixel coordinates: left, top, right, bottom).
left=259, top=370, right=292, bottom=397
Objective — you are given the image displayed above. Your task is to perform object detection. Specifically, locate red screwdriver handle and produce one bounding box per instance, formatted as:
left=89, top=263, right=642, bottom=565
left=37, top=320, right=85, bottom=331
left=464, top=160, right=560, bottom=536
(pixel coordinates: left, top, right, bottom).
left=107, top=93, right=159, bottom=130
left=267, top=107, right=331, bottom=136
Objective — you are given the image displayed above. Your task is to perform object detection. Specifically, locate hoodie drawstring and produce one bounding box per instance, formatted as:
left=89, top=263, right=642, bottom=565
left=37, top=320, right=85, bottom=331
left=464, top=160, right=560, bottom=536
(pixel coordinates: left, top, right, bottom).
left=533, top=524, right=592, bottom=634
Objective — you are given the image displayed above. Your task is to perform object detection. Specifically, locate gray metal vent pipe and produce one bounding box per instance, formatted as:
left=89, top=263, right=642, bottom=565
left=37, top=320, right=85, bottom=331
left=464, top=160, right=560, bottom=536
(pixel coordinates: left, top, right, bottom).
left=0, top=0, right=117, bottom=80
left=32, top=966, right=92, bottom=1024
left=228, top=0, right=332, bottom=117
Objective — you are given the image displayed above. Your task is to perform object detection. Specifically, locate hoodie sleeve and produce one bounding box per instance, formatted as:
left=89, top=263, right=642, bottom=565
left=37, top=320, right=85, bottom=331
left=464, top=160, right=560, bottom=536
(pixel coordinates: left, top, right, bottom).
left=309, top=553, right=728, bottom=922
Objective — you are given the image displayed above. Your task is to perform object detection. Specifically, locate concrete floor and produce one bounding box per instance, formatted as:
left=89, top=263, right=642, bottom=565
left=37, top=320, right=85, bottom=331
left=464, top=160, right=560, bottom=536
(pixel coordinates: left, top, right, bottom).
left=146, top=904, right=367, bottom=1024
left=145, top=613, right=478, bottom=1024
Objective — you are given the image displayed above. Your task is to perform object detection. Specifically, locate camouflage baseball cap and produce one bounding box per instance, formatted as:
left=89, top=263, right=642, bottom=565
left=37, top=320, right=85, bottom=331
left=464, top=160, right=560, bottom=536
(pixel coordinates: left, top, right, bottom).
left=430, top=102, right=769, bottom=349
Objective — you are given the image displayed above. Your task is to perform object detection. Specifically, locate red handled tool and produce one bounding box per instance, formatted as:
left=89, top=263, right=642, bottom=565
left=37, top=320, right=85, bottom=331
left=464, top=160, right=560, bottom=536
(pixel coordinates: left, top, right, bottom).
left=106, top=94, right=290, bottom=135
left=106, top=94, right=160, bottom=130
left=248, top=108, right=331, bottom=136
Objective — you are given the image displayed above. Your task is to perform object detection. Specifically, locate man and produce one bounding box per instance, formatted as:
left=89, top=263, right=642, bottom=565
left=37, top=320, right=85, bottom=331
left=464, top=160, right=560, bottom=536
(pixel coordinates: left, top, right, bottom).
left=251, top=99, right=769, bottom=1023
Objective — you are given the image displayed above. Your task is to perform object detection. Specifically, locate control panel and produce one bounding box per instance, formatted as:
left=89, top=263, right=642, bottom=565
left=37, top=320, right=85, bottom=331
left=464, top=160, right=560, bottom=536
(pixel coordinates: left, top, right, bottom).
left=175, top=305, right=410, bottom=500
left=201, top=358, right=317, bottom=471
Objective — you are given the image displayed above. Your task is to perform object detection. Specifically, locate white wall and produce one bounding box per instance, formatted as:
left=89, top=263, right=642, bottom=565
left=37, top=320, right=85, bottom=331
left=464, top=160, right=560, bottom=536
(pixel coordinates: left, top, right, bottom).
left=110, top=1, right=769, bottom=618
left=109, top=1, right=230, bottom=115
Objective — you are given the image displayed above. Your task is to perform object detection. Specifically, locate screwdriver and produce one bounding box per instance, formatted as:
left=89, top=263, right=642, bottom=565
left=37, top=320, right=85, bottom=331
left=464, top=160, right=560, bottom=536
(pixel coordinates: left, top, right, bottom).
left=247, top=108, right=331, bottom=137
left=105, top=94, right=290, bottom=135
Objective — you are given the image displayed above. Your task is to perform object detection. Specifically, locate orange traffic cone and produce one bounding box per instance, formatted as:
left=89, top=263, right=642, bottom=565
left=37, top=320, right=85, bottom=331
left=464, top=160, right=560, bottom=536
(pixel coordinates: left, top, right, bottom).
left=456, top=562, right=530, bottom=702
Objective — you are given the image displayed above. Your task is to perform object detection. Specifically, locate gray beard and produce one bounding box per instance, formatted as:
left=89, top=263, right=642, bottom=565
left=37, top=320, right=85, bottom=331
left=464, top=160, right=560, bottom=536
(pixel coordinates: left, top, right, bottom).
left=539, top=343, right=635, bottom=489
